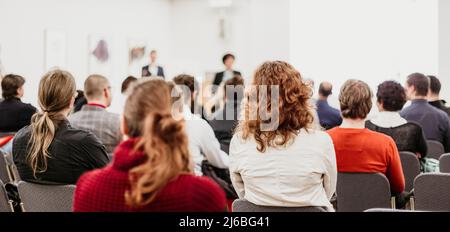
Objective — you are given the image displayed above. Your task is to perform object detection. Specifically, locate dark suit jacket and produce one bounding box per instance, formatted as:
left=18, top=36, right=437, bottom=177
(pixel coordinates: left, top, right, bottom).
left=429, top=100, right=450, bottom=117
left=142, top=65, right=165, bottom=78
left=401, top=99, right=450, bottom=152
left=0, top=98, right=36, bottom=133
left=316, top=100, right=342, bottom=130
left=213, top=70, right=241, bottom=86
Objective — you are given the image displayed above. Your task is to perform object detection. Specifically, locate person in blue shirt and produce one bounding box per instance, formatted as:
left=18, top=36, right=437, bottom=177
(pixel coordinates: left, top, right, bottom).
left=316, top=82, right=342, bottom=130
left=401, top=73, right=450, bottom=153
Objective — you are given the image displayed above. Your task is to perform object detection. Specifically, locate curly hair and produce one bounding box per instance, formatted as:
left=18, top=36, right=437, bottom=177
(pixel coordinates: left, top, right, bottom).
left=376, top=81, right=407, bottom=112
left=339, top=79, right=373, bottom=119
left=237, top=61, right=314, bottom=153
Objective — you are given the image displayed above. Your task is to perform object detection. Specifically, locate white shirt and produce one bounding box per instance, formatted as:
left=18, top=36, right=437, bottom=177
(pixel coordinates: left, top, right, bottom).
left=230, top=129, right=337, bottom=211
left=369, top=111, right=407, bottom=128
left=183, top=105, right=229, bottom=175
left=149, top=64, right=158, bottom=77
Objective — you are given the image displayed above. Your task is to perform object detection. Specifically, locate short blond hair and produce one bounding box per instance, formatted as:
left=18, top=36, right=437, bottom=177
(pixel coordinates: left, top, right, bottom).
left=84, top=74, right=109, bottom=100
left=339, top=79, right=373, bottom=119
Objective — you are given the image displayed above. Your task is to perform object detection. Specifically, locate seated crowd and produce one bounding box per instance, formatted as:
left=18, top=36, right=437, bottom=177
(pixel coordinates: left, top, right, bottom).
left=1, top=59, right=450, bottom=212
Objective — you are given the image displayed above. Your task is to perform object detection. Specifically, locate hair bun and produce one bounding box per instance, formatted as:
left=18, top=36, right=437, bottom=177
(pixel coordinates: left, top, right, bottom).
left=154, top=113, right=186, bottom=145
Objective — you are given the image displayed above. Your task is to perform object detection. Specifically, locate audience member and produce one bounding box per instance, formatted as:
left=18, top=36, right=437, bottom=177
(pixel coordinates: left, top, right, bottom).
left=73, top=78, right=227, bottom=212
left=170, top=75, right=229, bottom=176
left=327, top=79, right=405, bottom=196
left=209, top=75, right=244, bottom=153
left=213, top=54, right=242, bottom=88
left=316, top=82, right=342, bottom=130
left=68, top=75, right=122, bottom=154
left=366, top=81, right=427, bottom=158
left=73, top=90, right=87, bottom=113
left=0, top=74, right=36, bottom=133
left=121, top=76, right=138, bottom=94
left=230, top=61, right=337, bottom=211
left=173, top=74, right=208, bottom=121
left=401, top=73, right=450, bottom=152
left=13, top=70, right=109, bottom=185
left=428, top=75, right=450, bottom=117
left=142, top=50, right=165, bottom=78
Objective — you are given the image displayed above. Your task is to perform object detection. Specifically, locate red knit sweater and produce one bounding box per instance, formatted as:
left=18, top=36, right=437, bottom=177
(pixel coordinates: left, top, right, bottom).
left=73, top=139, right=228, bottom=212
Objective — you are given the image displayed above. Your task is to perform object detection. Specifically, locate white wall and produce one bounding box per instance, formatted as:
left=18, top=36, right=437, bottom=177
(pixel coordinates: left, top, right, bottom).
left=290, top=0, right=439, bottom=106
left=169, top=0, right=291, bottom=83
left=0, top=0, right=172, bottom=106
left=439, top=0, right=450, bottom=100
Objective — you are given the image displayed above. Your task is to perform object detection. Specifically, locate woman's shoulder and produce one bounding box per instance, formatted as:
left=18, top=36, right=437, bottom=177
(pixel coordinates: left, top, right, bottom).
left=299, top=129, right=333, bottom=143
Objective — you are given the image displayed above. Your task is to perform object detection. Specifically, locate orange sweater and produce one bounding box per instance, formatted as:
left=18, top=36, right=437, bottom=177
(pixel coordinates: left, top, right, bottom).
left=327, top=128, right=405, bottom=194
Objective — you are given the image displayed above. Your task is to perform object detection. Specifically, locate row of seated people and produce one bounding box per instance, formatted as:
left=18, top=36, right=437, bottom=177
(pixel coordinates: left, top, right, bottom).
left=0, top=61, right=449, bottom=211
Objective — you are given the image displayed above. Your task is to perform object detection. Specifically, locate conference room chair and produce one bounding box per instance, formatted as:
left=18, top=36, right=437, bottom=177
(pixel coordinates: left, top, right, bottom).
left=439, top=153, right=450, bottom=173
left=364, top=208, right=423, bottom=212
left=18, top=181, right=76, bottom=212
left=0, top=150, right=13, bottom=184
left=399, top=151, right=421, bottom=192
left=427, top=140, right=445, bottom=160
left=0, top=180, right=13, bottom=212
left=413, top=173, right=450, bottom=211
left=232, top=199, right=327, bottom=212
left=336, top=173, right=394, bottom=212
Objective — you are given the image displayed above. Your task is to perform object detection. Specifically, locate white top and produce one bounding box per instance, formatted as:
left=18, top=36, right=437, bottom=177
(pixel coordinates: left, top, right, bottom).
left=183, top=105, right=230, bottom=175
left=230, top=129, right=337, bottom=211
left=149, top=63, right=158, bottom=76
left=369, top=111, right=407, bottom=128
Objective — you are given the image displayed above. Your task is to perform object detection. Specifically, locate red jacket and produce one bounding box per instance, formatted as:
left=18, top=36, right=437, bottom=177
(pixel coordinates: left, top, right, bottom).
left=327, top=128, right=405, bottom=194
left=73, top=139, right=228, bottom=212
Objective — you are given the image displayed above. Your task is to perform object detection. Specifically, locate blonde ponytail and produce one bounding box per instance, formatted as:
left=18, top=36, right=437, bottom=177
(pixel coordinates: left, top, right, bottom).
left=27, top=70, right=76, bottom=177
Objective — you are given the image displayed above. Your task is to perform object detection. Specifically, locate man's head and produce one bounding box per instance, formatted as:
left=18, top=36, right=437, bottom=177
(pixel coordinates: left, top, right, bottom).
left=405, top=73, right=429, bottom=100
left=428, top=75, right=441, bottom=100
left=224, top=75, right=245, bottom=102
left=84, top=74, right=112, bottom=107
left=121, top=76, right=138, bottom=94
left=173, top=74, right=198, bottom=105
left=1, top=74, right=25, bottom=100
left=223, top=53, right=235, bottom=70
left=150, top=50, right=158, bottom=63
left=318, top=82, right=333, bottom=100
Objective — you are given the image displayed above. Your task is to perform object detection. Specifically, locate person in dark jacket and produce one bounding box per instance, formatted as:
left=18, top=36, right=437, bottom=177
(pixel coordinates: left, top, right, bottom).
left=401, top=73, right=450, bottom=152
left=213, top=54, right=241, bottom=88
left=209, top=75, right=244, bottom=154
left=13, top=70, right=109, bottom=185
left=316, top=82, right=342, bottom=130
left=428, top=75, right=450, bottom=117
left=0, top=74, right=36, bottom=133
left=366, top=81, right=428, bottom=158
left=141, top=50, right=165, bottom=78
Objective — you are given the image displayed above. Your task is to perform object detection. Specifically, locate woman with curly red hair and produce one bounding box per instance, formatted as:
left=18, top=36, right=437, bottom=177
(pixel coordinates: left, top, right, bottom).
left=229, top=61, right=337, bottom=211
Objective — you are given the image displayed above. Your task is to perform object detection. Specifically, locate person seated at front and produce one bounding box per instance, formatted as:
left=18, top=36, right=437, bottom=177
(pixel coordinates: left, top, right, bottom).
left=209, top=75, right=245, bottom=153
left=12, top=70, right=109, bottom=185
left=366, top=81, right=428, bottom=159
left=68, top=74, right=122, bottom=154
left=0, top=74, right=37, bottom=133
left=327, top=79, right=405, bottom=197
left=230, top=61, right=337, bottom=212
left=73, top=79, right=227, bottom=212
left=428, top=75, right=450, bottom=117
left=169, top=75, right=229, bottom=176
left=401, top=73, right=450, bottom=152
left=316, top=82, right=342, bottom=130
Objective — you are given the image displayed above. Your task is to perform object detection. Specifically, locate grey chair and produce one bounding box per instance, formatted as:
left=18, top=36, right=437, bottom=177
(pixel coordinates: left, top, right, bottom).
left=0, top=150, right=13, bottom=184
left=427, top=140, right=445, bottom=160
left=0, top=180, right=13, bottom=212
left=413, top=173, right=450, bottom=211
left=337, top=173, right=394, bottom=212
left=18, top=181, right=76, bottom=212
left=400, top=152, right=421, bottom=192
left=364, top=208, right=423, bottom=212
left=439, top=153, right=450, bottom=173
left=232, top=199, right=327, bottom=212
